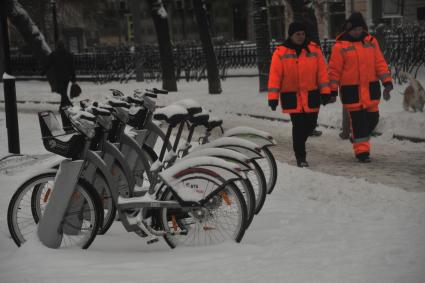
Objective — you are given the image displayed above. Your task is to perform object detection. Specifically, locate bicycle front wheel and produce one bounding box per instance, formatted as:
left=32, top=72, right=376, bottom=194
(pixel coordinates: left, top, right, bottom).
left=8, top=174, right=102, bottom=249
left=256, top=147, right=278, bottom=194
left=158, top=174, right=247, bottom=248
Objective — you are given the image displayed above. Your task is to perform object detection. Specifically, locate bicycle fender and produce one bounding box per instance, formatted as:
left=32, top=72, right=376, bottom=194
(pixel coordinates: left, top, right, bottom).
left=223, top=126, right=277, bottom=147
left=38, top=159, right=84, bottom=249
left=160, top=156, right=245, bottom=202
left=192, top=137, right=264, bottom=159
left=183, top=148, right=252, bottom=171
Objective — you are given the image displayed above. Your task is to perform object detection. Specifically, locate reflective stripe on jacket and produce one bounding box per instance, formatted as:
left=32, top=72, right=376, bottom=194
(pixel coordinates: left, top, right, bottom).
left=328, top=32, right=392, bottom=110
left=268, top=41, right=330, bottom=114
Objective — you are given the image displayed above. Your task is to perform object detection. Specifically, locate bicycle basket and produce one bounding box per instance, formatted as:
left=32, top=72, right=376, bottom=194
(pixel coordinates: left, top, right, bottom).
left=128, top=107, right=150, bottom=129
left=38, top=111, right=85, bottom=159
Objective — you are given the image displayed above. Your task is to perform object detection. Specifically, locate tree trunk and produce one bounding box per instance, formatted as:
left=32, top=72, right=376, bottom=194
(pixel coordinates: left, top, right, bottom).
left=147, top=0, right=177, bottom=91
left=252, top=0, right=271, bottom=92
left=0, top=19, right=5, bottom=81
left=129, top=0, right=144, bottom=82
left=193, top=0, right=221, bottom=94
left=5, top=0, right=51, bottom=61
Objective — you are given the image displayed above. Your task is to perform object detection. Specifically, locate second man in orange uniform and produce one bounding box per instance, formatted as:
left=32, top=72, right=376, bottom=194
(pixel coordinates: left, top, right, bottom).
left=328, top=12, right=393, bottom=163
left=268, top=22, right=335, bottom=167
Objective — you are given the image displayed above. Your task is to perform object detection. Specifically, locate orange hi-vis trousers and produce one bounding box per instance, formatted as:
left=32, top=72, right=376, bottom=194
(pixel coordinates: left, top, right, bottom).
left=348, top=105, right=379, bottom=157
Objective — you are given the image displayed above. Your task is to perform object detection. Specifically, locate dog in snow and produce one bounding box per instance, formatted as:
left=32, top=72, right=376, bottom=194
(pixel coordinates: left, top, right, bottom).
left=398, top=71, right=425, bottom=112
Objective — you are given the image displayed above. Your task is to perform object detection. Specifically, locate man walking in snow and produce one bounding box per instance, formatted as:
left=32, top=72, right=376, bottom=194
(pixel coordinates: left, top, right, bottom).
left=43, top=40, right=76, bottom=130
left=328, top=12, right=393, bottom=163
left=268, top=22, right=336, bottom=168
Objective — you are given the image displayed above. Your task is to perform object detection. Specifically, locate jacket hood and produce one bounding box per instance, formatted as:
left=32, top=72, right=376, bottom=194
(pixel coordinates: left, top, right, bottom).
left=336, top=31, right=372, bottom=43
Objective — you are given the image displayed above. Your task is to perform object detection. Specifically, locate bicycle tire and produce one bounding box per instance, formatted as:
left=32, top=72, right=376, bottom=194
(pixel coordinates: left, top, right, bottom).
left=8, top=174, right=103, bottom=249
left=158, top=173, right=247, bottom=248
left=249, top=159, right=268, bottom=214
left=140, top=145, right=256, bottom=227
left=28, top=170, right=116, bottom=236
left=257, top=147, right=278, bottom=194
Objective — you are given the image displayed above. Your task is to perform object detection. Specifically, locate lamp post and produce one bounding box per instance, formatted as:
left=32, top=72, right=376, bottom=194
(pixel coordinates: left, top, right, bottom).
left=51, top=0, right=58, bottom=45
left=1, top=3, right=20, bottom=154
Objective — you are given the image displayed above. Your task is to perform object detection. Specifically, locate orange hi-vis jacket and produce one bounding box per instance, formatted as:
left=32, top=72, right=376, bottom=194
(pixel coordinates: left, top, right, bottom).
left=268, top=41, right=330, bottom=114
left=328, top=32, right=392, bottom=111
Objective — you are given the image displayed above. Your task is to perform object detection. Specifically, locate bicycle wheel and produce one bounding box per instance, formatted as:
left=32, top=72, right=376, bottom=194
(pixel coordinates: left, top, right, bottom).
left=158, top=174, right=247, bottom=248
left=247, top=159, right=267, bottom=214
left=59, top=179, right=103, bottom=249
left=232, top=178, right=255, bottom=229
left=92, top=170, right=117, bottom=235
left=256, top=147, right=278, bottom=194
left=28, top=170, right=116, bottom=236
left=7, top=172, right=56, bottom=246
left=8, top=175, right=102, bottom=249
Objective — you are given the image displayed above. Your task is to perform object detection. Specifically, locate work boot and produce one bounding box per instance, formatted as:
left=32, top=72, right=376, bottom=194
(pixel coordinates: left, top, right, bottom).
left=296, top=159, right=309, bottom=168
left=310, top=129, right=322, bottom=137
left=356, top=152, right=371, bottom=163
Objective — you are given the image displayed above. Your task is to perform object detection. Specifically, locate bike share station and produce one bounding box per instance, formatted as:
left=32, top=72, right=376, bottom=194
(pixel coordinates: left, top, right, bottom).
left=7, top=83, right=278, bottom=250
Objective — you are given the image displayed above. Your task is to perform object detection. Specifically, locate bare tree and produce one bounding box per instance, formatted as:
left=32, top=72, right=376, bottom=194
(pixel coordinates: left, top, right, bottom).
left=193, top=0, right=221, bottom=94
left=129, top=0, right=144, bottom=82
left=285, top=0, right=320, bottom=44
left=4, top=0, right=51, bottom=60
left=146, top=0, right=177, bottom=91
left=252, top=0, right=271, bottom=92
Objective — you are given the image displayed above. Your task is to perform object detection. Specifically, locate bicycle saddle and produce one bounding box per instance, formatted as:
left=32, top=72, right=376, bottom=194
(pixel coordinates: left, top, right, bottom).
left=107, top=98, right=131, bottom=108
left=153, top=105, right=188, bottom=127
left=206, top=115, right=223, bottom=130
left=173, top=99, right=202, bottom=116
left=189, top=109, right=210, bottom=126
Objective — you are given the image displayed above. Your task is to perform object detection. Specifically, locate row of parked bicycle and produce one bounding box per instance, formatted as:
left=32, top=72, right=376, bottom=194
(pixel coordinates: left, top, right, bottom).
left=7, top=87, right=278, bottom=249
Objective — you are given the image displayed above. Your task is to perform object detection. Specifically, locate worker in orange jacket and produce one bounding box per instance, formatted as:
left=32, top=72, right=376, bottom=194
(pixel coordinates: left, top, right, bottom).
left=268, top=22, right=335, bottom=167
left=328, top=12, right=393, bottom=163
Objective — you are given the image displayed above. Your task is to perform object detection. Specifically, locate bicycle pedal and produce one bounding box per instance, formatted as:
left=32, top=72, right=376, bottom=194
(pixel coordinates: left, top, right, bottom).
left=134, top=230, right=148, bottom=238
left=170, top=229, right=188, bottom=236
left=146, top=237, right=159, bottom=245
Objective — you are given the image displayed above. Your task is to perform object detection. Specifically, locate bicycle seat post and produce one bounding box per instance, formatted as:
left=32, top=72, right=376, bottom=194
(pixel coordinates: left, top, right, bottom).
left=159, top=125, right=173, bottom=162
left=172, top=121, right=185, bottom=152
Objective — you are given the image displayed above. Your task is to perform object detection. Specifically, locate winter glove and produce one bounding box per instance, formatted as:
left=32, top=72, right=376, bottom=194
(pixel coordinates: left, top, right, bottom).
left=383, top=82, right=393, bottom=101
left=268, top=100, right=278, bottom=111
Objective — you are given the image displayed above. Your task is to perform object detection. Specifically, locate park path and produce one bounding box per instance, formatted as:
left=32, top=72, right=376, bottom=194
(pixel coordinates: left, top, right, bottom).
left=222, top=114, right=425, bottom=192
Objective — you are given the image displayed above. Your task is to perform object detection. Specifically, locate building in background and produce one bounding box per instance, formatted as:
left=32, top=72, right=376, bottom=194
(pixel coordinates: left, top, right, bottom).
left=8, top=0, right=425, bottom=53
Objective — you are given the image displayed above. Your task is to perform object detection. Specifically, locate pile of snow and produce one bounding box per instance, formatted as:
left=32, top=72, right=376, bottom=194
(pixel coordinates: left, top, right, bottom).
left=0, top=160, right=424, bottom=282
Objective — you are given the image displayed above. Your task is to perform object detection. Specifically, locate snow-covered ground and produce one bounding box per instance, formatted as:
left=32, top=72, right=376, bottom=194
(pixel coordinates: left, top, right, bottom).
left=1, top=76, right=425, bottom=282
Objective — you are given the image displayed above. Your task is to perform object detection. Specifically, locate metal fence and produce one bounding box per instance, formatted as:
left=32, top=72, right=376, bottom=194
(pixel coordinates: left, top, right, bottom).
left=9, top=29, right=425, bottom=83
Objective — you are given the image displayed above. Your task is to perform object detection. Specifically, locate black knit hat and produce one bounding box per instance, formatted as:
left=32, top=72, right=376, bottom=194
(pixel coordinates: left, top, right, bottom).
left=345, top=12, right=367, bottom=31
left=288, top=22, right=306, bottom=37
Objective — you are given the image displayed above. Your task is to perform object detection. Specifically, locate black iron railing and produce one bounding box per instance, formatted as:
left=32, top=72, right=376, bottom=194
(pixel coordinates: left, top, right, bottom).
left=9, top=28, right=425, bottom=83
